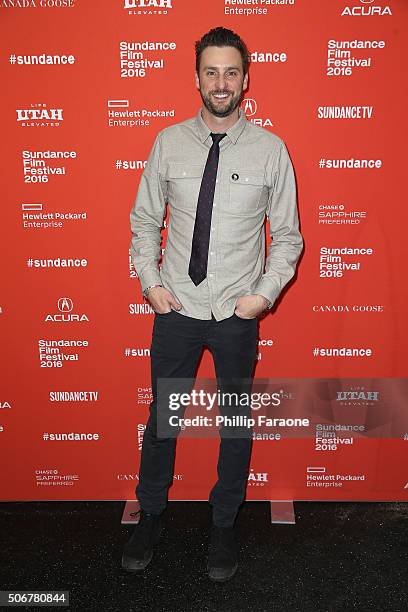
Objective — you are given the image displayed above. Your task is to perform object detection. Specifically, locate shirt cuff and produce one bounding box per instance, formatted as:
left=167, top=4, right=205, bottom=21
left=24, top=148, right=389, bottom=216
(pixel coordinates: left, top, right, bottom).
left=138, top=269, right=163, bottom=295
left=254, top=277, right=281, bottom=309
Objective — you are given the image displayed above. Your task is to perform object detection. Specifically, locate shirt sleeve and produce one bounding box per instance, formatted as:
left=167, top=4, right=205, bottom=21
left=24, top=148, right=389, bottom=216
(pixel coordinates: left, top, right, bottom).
left=129, top=131, right=168, bottom=293
left=254, top=139, right=303, bottom=308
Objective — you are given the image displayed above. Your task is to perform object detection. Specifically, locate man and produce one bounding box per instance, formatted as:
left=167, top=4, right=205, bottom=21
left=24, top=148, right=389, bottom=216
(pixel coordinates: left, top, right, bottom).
left=123, top=26, right=303, bottom=582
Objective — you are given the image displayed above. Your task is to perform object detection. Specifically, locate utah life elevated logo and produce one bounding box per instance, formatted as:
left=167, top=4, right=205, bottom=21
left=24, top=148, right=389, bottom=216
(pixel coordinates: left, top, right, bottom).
left=341, top=0, right=392, bottom=16
left=16, top=104, right=63, bottom=127
left=247, top=469, right=269, bottom=487
left=124, top=0, right=172, bottom=15
left=336, top=385, right=380, bottom=406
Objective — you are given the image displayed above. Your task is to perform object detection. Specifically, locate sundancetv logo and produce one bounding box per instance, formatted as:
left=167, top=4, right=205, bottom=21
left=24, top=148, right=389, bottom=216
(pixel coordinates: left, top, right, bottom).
left=341, top=0, right=392, bottom=16
left=124, top=0, right=172, bottom=14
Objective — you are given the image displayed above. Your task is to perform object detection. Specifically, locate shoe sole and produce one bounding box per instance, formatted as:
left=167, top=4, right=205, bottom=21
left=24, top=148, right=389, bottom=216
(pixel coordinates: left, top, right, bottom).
left=207, top=562, right=238, bottom=583
left=121, top=549, right=153, bottom=573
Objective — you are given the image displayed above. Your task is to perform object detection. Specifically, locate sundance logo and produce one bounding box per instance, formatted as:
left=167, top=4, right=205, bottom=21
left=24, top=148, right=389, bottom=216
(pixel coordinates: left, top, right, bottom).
left=341, top=0, right=392, bottom=16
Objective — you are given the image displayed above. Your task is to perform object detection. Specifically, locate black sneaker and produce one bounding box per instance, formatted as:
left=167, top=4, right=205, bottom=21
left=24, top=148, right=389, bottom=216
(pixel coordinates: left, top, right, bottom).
left=207, top=525, right=238, bottom=582
left=121, top=509, right=162, bottom=573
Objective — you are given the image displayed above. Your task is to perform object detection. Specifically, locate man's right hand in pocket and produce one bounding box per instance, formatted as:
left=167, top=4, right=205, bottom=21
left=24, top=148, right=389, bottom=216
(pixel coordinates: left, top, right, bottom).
left=146, top=286, right=182, bottom=314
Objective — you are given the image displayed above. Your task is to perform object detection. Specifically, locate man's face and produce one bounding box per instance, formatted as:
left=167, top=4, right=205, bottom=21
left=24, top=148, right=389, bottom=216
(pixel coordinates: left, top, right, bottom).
left=195, top=46, right=248, bottom=118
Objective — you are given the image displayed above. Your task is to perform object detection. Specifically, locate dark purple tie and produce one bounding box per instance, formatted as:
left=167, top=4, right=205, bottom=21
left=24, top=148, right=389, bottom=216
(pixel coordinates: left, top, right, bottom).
left=188, top=132, right=226, bottom=286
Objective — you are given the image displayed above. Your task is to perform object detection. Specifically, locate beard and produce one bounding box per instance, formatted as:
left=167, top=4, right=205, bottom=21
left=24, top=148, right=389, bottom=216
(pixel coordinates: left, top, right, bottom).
left=199, top=86, right=243, bottom=118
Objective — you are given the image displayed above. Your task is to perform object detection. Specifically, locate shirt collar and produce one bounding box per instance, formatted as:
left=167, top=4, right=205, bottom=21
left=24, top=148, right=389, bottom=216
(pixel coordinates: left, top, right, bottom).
left=195, top=106, right=247, bottom=145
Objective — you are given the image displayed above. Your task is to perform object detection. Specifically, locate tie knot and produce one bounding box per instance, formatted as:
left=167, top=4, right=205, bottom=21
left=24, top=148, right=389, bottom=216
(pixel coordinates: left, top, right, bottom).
left=210, top=132, right=227, bottom=145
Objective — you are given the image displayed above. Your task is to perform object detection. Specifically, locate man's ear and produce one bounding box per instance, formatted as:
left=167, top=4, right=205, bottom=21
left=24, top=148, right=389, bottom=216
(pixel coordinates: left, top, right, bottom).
left=195, top=71, right=200, bottom=90
left=243, top=72, right=249, bottom=90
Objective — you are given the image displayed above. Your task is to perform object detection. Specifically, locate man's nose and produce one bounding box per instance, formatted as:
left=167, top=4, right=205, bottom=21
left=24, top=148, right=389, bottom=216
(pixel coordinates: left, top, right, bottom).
left=215, top=74, right=227, bottom=90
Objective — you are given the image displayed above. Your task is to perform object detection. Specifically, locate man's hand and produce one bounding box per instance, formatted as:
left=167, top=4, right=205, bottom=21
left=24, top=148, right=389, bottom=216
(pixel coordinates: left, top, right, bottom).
left=234, top=294, right=270, bottom=319
left=145, top=286, right=182, bottom=314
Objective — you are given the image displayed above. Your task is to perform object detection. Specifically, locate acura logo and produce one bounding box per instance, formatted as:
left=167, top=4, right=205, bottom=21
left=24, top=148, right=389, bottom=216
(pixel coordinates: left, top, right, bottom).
left=58, top=297, right=73, bottom=312
left=242, top=98, right=257, bottom=117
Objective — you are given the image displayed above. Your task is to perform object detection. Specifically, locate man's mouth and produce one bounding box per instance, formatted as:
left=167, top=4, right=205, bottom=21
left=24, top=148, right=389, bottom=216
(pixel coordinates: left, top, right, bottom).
left=212, top=92, right=230, bottom=100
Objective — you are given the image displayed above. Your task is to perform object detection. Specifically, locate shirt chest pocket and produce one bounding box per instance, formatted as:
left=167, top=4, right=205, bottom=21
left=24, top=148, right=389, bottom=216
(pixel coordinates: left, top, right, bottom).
left=166, top=162, right=203, bottom=210
left=228, top=169, right=266, bottom=215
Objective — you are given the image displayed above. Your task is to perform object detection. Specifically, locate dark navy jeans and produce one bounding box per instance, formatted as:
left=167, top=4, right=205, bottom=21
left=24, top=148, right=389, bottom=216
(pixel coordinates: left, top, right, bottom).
left=135, top=308, right=258, bottom=527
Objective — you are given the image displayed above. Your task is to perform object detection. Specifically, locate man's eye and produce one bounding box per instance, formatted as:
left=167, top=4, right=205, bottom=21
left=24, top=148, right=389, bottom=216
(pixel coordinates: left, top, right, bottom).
left=227, top=72, right=238, bottom=77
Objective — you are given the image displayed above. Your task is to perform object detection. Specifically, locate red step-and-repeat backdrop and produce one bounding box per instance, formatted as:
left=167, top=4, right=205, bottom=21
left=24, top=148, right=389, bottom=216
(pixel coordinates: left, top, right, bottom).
left=1, top=0, right=407, bottom=502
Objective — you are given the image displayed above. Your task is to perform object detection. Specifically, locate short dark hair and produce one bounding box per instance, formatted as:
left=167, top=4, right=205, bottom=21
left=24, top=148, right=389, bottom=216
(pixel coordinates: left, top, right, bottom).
left=195, top=27, right=250, bottom=75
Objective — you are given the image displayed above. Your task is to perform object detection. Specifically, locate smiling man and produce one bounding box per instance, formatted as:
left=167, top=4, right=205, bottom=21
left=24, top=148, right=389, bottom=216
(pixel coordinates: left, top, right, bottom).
left=123, top=26, right=303, bottom=582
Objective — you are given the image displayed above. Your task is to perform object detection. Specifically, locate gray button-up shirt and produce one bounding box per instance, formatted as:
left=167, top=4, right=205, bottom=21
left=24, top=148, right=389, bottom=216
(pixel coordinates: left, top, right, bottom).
left=130, top=107, right=303, bottom=321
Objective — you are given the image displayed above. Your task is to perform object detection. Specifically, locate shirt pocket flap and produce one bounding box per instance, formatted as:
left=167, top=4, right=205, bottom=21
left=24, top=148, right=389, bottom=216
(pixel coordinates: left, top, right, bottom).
left=167, top=163, right=203, bottom=179
left=229, top=171, right=265, bottom=186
